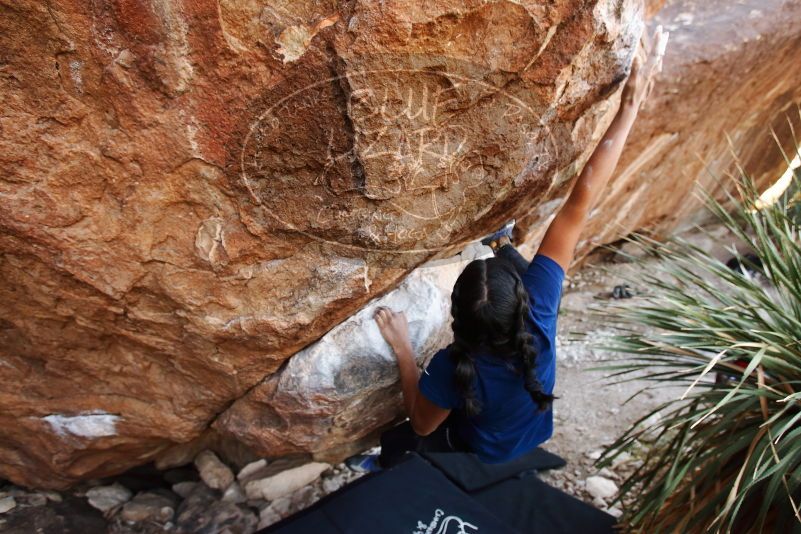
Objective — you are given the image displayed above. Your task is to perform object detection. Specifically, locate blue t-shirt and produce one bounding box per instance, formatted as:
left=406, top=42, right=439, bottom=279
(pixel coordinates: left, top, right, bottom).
left=418, top=254, right=565, bottom=463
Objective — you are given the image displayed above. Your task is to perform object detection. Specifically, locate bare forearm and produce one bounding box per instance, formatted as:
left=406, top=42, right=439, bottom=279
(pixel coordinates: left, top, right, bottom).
left=570, top=103, right=638, bottom=210
left=534, top=27, right=668, bottom=271
left=536, top=102, right=639, bottom=270
left=392, top=342, right=419, bottom=416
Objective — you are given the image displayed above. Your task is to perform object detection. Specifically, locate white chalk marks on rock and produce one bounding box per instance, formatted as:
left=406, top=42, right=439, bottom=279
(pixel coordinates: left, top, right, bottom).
left=238, top=54, right=558, bottom=256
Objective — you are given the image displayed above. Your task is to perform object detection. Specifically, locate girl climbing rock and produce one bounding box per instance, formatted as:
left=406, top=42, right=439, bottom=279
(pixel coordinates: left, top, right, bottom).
left=350, top=27, right=669, bottom=472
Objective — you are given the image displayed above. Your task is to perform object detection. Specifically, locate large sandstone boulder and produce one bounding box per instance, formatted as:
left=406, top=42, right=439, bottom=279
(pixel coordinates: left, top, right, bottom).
left=1, top=0, right=643, bottom=488
left=217, top=0, right=801, bottom=464
left=2, top=0, right=799, bottom=489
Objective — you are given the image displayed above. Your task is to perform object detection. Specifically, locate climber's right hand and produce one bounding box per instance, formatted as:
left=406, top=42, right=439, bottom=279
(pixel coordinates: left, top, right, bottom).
left=374, top=307, right=412, bottom=356
left=622, top=25, right=669, bottom=110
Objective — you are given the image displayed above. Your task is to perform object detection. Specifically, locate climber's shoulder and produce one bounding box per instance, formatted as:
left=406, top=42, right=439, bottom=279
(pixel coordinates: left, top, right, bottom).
left=522, top=254, right=565, bottom=318
left=424, top=347, right=455, bottom=376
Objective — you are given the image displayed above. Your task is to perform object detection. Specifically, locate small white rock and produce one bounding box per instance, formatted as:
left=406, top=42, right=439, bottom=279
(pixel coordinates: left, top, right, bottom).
left=244, top=462, right=329, bottom=501
left=585, top=476, right=618, bottom=500
left=86, top=483, right=132, bottom=513
left=257, top=507, right=282, bottom=530
left=322, top=476, right=343, bottom=494
left=0, top=496, right=16, bottom=514
left=237, top=459, right=268, bottom=482
left=171, top=481, right=198, bottom=499
left=194, top=450, right=234, bottom=491
left=289, top=486, right=316, bottom=510
left=607, top=506, right=623, bottom=519
left=585, top=450, right=602, bottom=461
left=222, top=482, right=246, bottom=504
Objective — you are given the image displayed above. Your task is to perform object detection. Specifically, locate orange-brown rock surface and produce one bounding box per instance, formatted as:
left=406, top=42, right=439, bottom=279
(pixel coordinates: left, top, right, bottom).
left=1, top=0, right=799, bottom=490
left=1, top=0, right=643, bottom=489
left=216, top=0, right=801, bottom=467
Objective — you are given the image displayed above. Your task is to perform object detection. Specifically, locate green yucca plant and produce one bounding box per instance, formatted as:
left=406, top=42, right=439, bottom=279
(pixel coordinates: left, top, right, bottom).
left=594, top=125, right=801, bottom=533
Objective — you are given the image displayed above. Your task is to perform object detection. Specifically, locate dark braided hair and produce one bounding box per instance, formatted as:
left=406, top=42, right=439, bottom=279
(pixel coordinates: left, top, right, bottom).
left=450, top=257, right=554, bottom=417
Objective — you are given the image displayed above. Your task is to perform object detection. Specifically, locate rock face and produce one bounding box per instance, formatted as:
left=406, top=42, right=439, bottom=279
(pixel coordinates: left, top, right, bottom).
left=212, top=0, right=801, bottom=465
left=1, top=0, right=799, bottom=490
left=519, top=0, right=801, bottom=254
left=0, top=0, right=643, bottom=488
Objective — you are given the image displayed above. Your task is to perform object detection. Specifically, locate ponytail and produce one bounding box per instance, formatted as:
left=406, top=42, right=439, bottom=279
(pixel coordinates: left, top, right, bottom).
left=513, top=277, right=554, bottom=412
left=450, top=266, right=483, bottom=417
left=449, top=258, right=554, bottom=417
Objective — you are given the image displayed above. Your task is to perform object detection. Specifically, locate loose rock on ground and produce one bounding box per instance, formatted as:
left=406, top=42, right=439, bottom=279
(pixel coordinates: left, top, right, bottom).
left=86, top=483, right=133, bottom=514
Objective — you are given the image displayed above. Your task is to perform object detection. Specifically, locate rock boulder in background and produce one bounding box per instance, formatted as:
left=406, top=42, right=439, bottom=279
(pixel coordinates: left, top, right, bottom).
left=214, top=0, right=801, bottom=465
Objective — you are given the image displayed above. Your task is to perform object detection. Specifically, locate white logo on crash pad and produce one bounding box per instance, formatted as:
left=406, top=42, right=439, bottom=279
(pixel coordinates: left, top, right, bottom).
left=412, top=508, right=478, bottom=534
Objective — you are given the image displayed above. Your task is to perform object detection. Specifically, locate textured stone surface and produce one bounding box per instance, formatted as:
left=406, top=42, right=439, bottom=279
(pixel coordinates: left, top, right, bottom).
left=0, top=495, right=107, bottom=533
left=0, top=496, right=16, bottom=514
left=174, top=485, right=257, bottom=534
left=119, top=491, right=176, bottom=523
left=1, top=0, right=645, bottom=488
left=194, top=450, right=234, bottom=491
left=220, top=0, right=801, bottom=464
left=171, top=482, right=198, bottom=499
left=585, top=475, right=618, bottom=500
left=85, top=483, right=132, bottom=514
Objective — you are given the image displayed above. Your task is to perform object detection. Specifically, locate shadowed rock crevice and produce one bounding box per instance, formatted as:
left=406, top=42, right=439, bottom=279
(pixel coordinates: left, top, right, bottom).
left=329, top=46, right=368, bottom=196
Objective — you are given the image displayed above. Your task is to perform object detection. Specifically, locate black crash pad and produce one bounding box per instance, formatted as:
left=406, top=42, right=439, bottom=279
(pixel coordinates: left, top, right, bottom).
left=260, top=451, right=615, bottom=534
left=424, top=448, right=614, bottom=533
left=422, top=446, right=566, bottom=492
left=473, top=475, right=617, bottom=533
left=261, top=453, right=516, bottom=534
